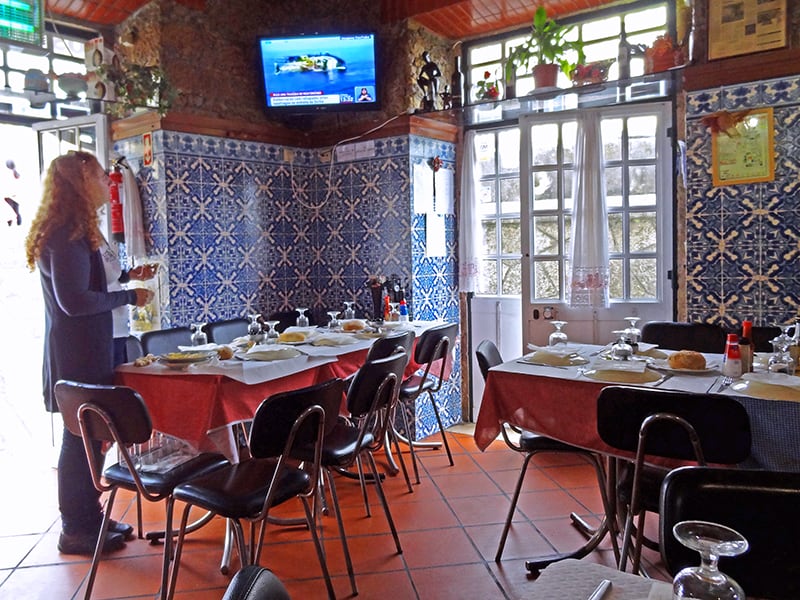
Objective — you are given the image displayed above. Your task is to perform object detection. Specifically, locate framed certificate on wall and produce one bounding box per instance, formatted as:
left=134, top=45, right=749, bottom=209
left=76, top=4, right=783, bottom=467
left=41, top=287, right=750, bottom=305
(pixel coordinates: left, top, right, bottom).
left=708, top=0, right=787, bottom=60
left=712, top=108, right=775, bottom=186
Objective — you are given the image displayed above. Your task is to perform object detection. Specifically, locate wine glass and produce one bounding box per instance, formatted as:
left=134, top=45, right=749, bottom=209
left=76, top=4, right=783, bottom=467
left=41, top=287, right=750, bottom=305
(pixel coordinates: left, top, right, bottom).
left=326, top=311, right=340, bottom=330
left=548, top=320, right=568, bottom=346
left=624, top=316, right=642, bottom=345
left=247, top=313, right=263, bottom=342
left=388, top=302, right=400, bottom=322
left=263, top=320, right=280, bottom=344
left=343, top=301, right=356, bottom=320
left=672, top=520, right=748, bottom=600
left=296, top=307, right=309, bottom=328
left=768, top=336, right=795, bottom=374
left=190, top=322, right=208, bottom=346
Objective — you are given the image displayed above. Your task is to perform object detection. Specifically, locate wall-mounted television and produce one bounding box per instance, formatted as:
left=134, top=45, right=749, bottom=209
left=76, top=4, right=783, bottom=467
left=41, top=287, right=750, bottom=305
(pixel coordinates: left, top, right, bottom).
left=258, top=32, right=379, bottom=113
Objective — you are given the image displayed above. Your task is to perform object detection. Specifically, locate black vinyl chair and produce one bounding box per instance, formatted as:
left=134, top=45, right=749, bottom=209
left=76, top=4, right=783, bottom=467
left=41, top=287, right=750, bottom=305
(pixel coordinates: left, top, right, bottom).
left=267, top=310, right=317, bottom=332
left=640, top=321, right=727, bottom=353
left=54, top=380, right=229, bottom=600
left=221, top=565, right=290, bottom=600
left=207, top=318, right=249, bottom=344
left=597, top=386, right=752, bottom=574
left=140, top=327, right=193, bottom=355
left=294, top=352, right=408, bottom=597
left=398, top=322, right=459, bottom=479
left=660, top=466, right=800, bottom=600
left=743, top=325, right=782, bottom=353
left=125, top=335, right=145, bottom=360
left=475, top=340, right=611, bottom=563
left=167, top=379, right=340, bottom=600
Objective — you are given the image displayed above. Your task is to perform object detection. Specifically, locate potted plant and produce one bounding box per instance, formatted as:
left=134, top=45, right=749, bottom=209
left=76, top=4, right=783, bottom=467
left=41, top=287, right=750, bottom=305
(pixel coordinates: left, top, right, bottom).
left=505, top=5, right=585, bottom=89
left=96, top=59, right=174, bottom=117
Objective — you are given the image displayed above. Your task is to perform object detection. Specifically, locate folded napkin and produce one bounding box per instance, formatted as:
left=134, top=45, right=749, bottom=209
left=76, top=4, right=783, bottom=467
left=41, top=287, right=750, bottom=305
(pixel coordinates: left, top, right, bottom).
left=523, top=350, right=575, bottom=366
left=242, top=344, right=301, bottom=361
left=283, top=326, right=319, bottom=336
left=311, top=333, right=358, bottom=347
left=178, top=343, right=225, bottom=352
left=743, top=372, right=800, bottom=390
left=526, top=343, right=582, bottom=357
left=590, top=359, right=647, bottom=373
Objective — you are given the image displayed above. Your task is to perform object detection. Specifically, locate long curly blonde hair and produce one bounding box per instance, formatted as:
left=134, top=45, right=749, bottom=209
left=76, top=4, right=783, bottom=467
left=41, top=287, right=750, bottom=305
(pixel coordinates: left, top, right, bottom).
left=25, top=151, right=107, bottom=270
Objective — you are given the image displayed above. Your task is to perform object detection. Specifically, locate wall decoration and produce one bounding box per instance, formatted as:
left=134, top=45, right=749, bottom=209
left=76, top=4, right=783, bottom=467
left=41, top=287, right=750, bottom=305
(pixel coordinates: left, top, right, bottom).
left=708, top=0, right=786, bottom=60
left=712, top=108, right=774, bottom=186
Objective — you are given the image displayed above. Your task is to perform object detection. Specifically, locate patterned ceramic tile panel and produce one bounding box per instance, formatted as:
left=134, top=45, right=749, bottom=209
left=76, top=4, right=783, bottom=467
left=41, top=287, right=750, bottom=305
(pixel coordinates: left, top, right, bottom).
left=114, top=128, right=461, bottom=438
left=685, top=75, right=800, bottom=328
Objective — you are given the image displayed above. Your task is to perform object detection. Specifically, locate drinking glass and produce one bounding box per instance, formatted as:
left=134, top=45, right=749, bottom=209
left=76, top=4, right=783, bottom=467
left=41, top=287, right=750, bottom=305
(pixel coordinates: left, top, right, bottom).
left=190, top=322, right=207, bottom=346
left=623, top=316, right=642, bottom=345
left=296, top=308, right=309, bottom=328
left=247, top=313, right=263, bottom=342
left=611, top=330, right=633, bottom=360
left=263, top=320, right=280, bottom=344
left=388, top=302, right=400, bottom=322
left=672, top=520, right=748, bottom=600
left=768, top=336, right=795, bottom=374
left=343, top=301, right=356, bottom=320
left=327, top=311, right=340, bottom=330
left=548, top=320, right=568, bottom=346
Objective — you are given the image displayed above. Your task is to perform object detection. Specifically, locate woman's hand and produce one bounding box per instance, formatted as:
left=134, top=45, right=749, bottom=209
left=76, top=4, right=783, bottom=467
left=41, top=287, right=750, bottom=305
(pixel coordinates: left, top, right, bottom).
left=133, top=288, right=154, bottom=307
left=129, top=263, right=159, bottom=281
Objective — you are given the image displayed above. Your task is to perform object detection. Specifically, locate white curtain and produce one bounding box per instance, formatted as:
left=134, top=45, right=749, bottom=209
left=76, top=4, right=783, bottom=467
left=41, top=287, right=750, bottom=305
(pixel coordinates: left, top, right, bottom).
left=121, top=162, right=147, bottom=264
left=458, top=130, right=483, bottom=293
left=568, top=112, right=609, bottom=307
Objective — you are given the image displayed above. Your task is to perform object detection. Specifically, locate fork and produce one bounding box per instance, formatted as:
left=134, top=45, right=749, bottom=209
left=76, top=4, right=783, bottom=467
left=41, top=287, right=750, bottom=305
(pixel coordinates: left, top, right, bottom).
left=716, top=376, right=733, bottom=393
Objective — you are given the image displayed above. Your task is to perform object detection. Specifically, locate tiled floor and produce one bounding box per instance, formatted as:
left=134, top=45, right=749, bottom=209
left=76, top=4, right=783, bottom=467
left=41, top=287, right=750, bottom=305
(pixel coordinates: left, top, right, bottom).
left=0, top=425, right=671, bottom=599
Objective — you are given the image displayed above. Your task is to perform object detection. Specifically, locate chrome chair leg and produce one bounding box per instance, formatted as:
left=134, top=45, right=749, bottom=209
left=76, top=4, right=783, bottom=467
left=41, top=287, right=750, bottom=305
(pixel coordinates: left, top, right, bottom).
left=426, top=390, right=454, bottom=466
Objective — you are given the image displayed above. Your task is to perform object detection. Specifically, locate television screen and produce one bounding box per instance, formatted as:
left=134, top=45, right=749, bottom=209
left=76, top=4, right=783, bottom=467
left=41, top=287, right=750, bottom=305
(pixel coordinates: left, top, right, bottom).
left=0, top=0, right=44, bottom=48
left=258, top=33, right=378, bottom=113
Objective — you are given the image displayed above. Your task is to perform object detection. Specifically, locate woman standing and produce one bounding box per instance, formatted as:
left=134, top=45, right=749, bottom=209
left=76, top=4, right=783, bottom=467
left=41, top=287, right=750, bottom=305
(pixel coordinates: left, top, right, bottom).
left=25, top=151, right=154, bottom=555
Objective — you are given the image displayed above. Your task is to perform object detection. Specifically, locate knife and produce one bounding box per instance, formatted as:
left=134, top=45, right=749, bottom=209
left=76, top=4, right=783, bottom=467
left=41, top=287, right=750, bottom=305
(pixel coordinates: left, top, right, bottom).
left=652, top=372, right=675, bottom=387
left=587, top=579, right=612, bottom=600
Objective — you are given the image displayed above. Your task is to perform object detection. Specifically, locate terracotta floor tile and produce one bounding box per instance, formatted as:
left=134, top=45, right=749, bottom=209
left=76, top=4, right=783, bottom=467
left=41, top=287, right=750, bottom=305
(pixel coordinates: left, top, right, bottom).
left=412, top=562, right=505, bottom=600
left=446, top=494, right=513, bottom=527
left=488, top=464, right=560, bottom=493
left=400, top=527, right=482, bottom=569
left=516, top=489, right=587, bottom=520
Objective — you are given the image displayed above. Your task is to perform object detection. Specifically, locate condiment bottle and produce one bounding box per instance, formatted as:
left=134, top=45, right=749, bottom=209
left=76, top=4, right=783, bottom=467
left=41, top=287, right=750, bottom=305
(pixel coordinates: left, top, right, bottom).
left=383, top=295, right=391, bottom=321
left=398, top=298, right=409, bottom=322
left=722, top=333, right=742, bottom=378
left=739, top=320, right=753, bottom=373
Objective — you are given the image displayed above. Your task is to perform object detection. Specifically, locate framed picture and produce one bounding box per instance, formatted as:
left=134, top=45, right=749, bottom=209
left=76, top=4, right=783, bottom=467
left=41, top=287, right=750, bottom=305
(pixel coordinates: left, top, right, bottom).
left=708, top=0, right=787, bottom=61
left=712, top=108, right=775, bottom=186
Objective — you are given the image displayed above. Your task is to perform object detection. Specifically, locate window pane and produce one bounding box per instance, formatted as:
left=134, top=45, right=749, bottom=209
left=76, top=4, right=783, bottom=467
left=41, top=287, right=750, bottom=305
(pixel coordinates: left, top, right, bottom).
left=501, top=259, right=522, bottom=295
left=470, top=43, right=503, bottom=64
left=500, top=218, right=520, bottom=254
left=499, top=177, right=520, bottom=214
left=480, top=259, right=497, bottom=294
left=531, top=124, right=559, bottom=165
left=605, top=166, right=623, bottom=208
left=629, top=115, right=657, bottom=159
left=532, top=170, right=558, bottom=211
left=629, top=165, right=656, bottom=206
left=564, top=215, right=572, bottom=254
left=563, top=170, right=574, bottom=211
left=630, top=258, right=657, bottom=298
left=629, top=212, right=657, bottom=252
left=582, top=16, right=621, bottom=41
left=562, top=121, right=577, bottom=164
left=478, top=181, right=496, bottom=215
left=475, top=133, right=496, bottom=176
left=482, top=220, right=497, bottom=253
left=602, top=118, right=623, bottom=162
left=608, top=213, right=624, bottom=253
left=498, top=129, right=520, bottom=173
left=533, top=216, right=559, bottom=255
left=534, top=261, right=561, bottom=300
left=609, top=259, right=623, bottom=299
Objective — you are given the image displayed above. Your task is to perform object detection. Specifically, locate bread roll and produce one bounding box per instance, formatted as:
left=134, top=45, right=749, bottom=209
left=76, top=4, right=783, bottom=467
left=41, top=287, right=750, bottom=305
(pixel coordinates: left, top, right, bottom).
left=216, top=346, right=234, bottom=360
left=342, top=319, right=366, bottom=332
left=278, top=331, right=306, bottom=343
left=668, top=350, right=706, bottom=370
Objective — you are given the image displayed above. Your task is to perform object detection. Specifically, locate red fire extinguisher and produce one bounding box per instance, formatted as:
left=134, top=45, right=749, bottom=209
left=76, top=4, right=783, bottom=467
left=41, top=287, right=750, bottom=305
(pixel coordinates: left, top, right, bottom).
left=108, top=166, right=125, bottom=242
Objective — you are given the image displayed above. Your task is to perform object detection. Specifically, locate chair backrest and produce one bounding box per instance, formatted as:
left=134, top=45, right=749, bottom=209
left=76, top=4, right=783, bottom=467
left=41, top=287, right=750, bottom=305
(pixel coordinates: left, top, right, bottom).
left=640, top=321, right=727, bottom=353
left=743, top=325, right=782, bottom=353
left=140, top=326, right=193, bottom=355
left=661, top=466, right=800, bottom=600
left=267, top=310, right=316, bottom=332
left=596, top=386, right=751, bottom=464
left=414, top=322, right=458, bottom=365
left=222, top=565, right=290, bottom=600
left=125, top=335, right=144, bottom=361
left=366, top=330, right=415, bottom=366
left=55, top=379, right=153, bottom=445
left=475, top=339, right=503, bottom=382
left=207, top=318, right=249, bottom=343
left=248, top=378, right=342, bottom=459
left=347, top=352, right=407, bottom=419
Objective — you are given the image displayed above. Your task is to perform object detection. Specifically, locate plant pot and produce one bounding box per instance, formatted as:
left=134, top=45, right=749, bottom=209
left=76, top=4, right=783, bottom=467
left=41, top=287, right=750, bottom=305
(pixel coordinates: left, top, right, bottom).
left=533, top=64, right=559, bottom=88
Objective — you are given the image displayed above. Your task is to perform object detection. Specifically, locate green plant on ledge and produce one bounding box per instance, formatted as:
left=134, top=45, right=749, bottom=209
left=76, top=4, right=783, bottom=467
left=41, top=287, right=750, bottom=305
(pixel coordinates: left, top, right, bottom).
left=506, top=5, right=585, bottom=85
left=97, top=61, right=175, bottom=117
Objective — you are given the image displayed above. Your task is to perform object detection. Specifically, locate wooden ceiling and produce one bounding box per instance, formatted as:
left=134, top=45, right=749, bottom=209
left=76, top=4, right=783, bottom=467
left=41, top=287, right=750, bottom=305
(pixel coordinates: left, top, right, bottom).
left=46, top=0, right=618, bottom=38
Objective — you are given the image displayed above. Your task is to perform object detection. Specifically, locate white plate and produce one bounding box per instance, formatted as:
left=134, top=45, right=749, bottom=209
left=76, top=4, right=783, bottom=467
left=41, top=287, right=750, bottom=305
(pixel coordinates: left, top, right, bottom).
left=650, top=360, right=718, bottom=374
left=235, top=346, right=302, bottom=361
left=582, top=368, right=663, bottom=384
left=158, top=351, right=215, bottom=365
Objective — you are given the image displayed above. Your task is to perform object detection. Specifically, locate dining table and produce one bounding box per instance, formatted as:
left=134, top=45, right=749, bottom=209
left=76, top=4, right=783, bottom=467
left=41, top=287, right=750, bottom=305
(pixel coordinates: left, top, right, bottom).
left=474, top=343, right=800, bottom=573
left=116, top=321, right=441, bottom=461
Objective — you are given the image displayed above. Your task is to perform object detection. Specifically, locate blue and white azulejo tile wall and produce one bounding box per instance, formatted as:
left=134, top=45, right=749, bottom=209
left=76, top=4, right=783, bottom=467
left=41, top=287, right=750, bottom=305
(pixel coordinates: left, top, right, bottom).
left=114, top=128, right=461, bottom=437
left=685, top=74, right=800, bottom=328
